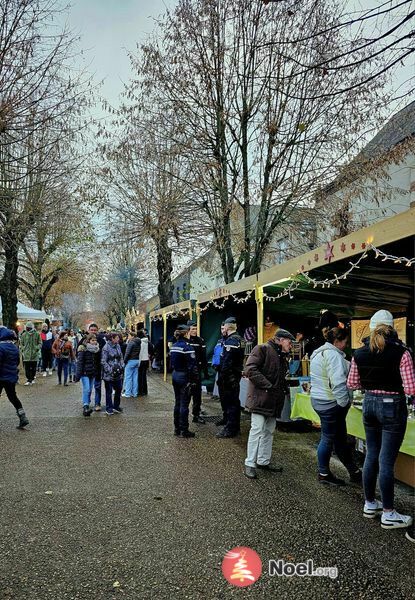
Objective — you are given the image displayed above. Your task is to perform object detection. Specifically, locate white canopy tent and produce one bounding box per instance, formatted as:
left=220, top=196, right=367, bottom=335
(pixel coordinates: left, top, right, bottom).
left=0, top=299, right=50, bottom=324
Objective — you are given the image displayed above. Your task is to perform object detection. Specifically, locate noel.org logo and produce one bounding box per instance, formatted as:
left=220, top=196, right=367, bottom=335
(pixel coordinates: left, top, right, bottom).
left=221, top=547, right=262, bottom=588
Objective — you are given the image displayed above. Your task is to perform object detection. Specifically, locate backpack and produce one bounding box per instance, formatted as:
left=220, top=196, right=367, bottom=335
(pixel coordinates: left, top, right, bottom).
left=60, top=342, right=71, bottom=360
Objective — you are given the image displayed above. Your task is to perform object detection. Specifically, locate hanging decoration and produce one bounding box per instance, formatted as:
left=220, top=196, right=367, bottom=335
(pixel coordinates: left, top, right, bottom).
left=263, top=280, right=300, bottom=301
left=368, top=244, right=415, bottom=267
left=299, top=249, right=369, bottom=288
left=151, top=308, right=191, bottom=322
left=199, top=289, right=254, bottom=312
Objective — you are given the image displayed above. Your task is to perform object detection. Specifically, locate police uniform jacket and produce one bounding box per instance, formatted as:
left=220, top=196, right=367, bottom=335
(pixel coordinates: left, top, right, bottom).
left=219, top=332, right=245, bottom=389
left=170, top=339, right=197, bottom=380
left=188, top=335, right=208, bottom=377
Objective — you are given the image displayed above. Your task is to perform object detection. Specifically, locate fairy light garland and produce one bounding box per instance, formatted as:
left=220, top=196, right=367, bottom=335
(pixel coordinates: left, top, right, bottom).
left=300, top=249, right=369, bottom=288
left=264, top=281, right=300, bottom=301
left=151, top=308, right=190, bottom=322
left=368, top=244, right=415, bottom=267
left=151, top=244, right=414, bottom=319
left=199, top=289, right=254, bottom=312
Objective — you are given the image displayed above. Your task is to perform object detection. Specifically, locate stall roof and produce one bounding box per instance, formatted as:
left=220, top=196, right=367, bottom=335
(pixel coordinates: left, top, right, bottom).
left=257, top=206, right=415, bottom=288
left=149, top=299, right=194, bottom=320
left=197, top=273, right=258, bottom=305
left=0, top=299, right=50, bottom=323
left=263, top=235, right=414, bottom=319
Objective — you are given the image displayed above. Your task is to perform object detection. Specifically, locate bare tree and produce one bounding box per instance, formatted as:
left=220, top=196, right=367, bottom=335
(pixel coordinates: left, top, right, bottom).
left=0, top=0, right=92, bottom=327
left=261, top=0, right=415, bottom=99
left=135, top=0, right=399, bottom=282
left=99, top=91, right=206, bottom=307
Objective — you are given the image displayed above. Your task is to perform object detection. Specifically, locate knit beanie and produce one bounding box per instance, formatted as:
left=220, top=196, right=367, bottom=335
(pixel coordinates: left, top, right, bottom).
left=369, top=310, right=394, bottom=331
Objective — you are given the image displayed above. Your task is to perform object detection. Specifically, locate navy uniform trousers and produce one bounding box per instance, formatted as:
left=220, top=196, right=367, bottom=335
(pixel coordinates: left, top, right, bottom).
left=172, top=371, right=191, bottom=432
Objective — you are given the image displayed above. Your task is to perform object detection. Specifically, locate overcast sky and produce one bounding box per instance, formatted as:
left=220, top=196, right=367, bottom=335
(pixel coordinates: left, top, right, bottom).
left=65, top=0, right=175, bottom=113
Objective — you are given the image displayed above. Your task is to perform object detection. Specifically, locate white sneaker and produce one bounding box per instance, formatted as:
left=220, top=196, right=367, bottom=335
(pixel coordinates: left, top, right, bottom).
left=363, top=500, right=383, bottom=519
left=381, top=510, right=413, bottom=529
left=24, top=381, right=31, bottom=386
left=43, top=372, right=47, bottom=377
left=48, top=370, right=53, bottom=376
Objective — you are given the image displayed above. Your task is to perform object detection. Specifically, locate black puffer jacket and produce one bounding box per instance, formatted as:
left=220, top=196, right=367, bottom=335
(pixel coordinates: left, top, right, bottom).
left=75, top=343, right=101, bottom=380
left=124, top=338, right=141, bottom=363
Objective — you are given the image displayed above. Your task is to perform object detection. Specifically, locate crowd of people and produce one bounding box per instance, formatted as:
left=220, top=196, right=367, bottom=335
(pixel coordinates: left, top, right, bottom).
left=0, top=321, right=153, bottom=421
left=168, top=309, right=414, bottom=544
left=0, top=308, right=414, bottom=544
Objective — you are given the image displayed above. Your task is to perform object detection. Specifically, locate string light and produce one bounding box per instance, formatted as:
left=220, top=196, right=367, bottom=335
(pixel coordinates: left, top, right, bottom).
left=264, top=281, right=300, bottom=301
left=301, top=250, right=369, bottom=288
left=368, top=244, right=415, bottom=267
left=199, top=289, right=254, bottom=312
left=152, top=244, right=413, bottom=319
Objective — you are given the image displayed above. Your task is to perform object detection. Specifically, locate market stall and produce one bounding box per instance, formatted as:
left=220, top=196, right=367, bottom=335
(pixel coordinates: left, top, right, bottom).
left=0, top=299, right=50, bottom=326
left=197, top=275, right=258, bottom=392
left=149, top=300, right=195, bottom=381
left=255, top=206, right=415, bottom=484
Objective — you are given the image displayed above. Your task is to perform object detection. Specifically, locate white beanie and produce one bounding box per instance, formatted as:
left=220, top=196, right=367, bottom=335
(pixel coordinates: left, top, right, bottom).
left=369, top=310, right=394, bottom=331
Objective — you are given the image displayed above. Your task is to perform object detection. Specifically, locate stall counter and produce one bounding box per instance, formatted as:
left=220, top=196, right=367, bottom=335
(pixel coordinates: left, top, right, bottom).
left=291, top=393, right=415, bottom=458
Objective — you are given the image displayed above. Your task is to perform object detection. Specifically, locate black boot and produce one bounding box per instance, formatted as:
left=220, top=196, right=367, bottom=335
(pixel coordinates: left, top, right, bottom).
left=174, top=428, right=181, bottom=436
left=83, top=405, right=92, bottom=417
left=17, top=409, right=29, bottom=429
left=181, top=430, right=195, bottom=438
left=192, top=416, right=206, bottom=424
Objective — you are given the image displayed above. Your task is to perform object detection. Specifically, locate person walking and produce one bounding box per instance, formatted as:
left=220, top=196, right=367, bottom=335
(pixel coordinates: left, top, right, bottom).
left=310, top=327, right=362, bottom=486
left=74, top=333, right=101, bottom=417
left=101, top=333, right=124, bottom=415
left=123, top=332, right=141, bottom=398
left=347, top=310, right=415, bottom=530
left=187, top=320, right=209, bottom=424
left=84, top=323, right=106, bottom=410
left=170, top=324, right=197, bottom=438
left=20, top=322, right=41, bottom=385
left=40, top=323, right=54, bottom=377
left=0, top=327, right=29, bottom=428
left=244, top=329, right=295, bottom=479
left=52, top=331, right=75, bottom=386
left=137, top=329, right=151, bottom=396
left=216, top=317, right=245, bottom=438
left=68, top=329, right=78, bottom=383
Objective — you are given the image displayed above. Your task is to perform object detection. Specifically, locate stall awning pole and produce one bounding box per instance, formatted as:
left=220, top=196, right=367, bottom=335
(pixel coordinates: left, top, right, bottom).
left=163, top=313, right=167, bottom=382
left=256, top=285, right=264, bottom=345
left=196, top=305, right=201, bottom=336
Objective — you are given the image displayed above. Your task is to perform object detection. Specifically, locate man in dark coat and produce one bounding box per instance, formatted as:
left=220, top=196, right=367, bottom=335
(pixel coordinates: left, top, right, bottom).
left=216, top=317, right=245, bottom=438
left=187, top=320, right=208, bottom=424
left=244, top=329, right=295, bottom=479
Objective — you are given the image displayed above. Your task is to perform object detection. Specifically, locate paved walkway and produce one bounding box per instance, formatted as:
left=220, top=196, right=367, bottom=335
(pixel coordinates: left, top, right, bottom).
left=0, top=373, right=413, bottom=599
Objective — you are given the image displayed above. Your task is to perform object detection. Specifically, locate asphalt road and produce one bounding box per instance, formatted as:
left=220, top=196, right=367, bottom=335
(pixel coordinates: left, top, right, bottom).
left=0, top=372, right=414, bottom=599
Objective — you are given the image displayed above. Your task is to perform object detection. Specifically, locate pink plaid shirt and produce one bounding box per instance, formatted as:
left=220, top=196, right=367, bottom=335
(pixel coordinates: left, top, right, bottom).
left=347, top=351, right=415, bottom=396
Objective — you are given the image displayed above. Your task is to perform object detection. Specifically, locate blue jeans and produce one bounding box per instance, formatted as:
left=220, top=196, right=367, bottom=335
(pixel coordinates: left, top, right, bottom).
left=94, top=379, right=102, bottom=406
left=315, top=404, right=357, bottom=476
left=104, top=379, right=123, bottom=413
left=57, top=358, right=69, bottom=384
left=362, top=392, right=407, bottom=509
left=172, top=371, right=191, bottom=432
left=69, top=360, right=76, bottom=378
left=81, top=376, right=95, bottom=406
left=124, top=359, right=139, bottom=397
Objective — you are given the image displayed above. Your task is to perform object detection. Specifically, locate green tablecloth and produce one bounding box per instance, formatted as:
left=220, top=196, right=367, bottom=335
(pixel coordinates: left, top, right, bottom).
left=291, top=393, right=415, bottom=457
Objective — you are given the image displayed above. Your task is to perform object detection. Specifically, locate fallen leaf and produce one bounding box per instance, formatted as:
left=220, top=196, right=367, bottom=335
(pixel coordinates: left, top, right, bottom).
left=113, top=581, right=121, bottom=588
left=45, top=491, right=53, bottom=495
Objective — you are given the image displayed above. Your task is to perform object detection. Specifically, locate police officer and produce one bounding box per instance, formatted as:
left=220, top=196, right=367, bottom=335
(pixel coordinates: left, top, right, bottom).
left=212, top=322, right=227, bottom=426
left=216, top=317, right=245, bottom=438
left=170, top=324, right=197, bottom=438
left=187, top=320, right=208, bottom=424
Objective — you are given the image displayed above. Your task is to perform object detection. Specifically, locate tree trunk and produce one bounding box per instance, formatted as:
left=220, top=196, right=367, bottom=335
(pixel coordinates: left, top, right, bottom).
left=0, top=240, right=19, bottom=329
left=155, top=233, right=174, bottom=308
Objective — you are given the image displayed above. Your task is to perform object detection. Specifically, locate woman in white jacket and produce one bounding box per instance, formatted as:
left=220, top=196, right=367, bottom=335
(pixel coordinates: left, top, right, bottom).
left=310, top=327, right=361, bottom=486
